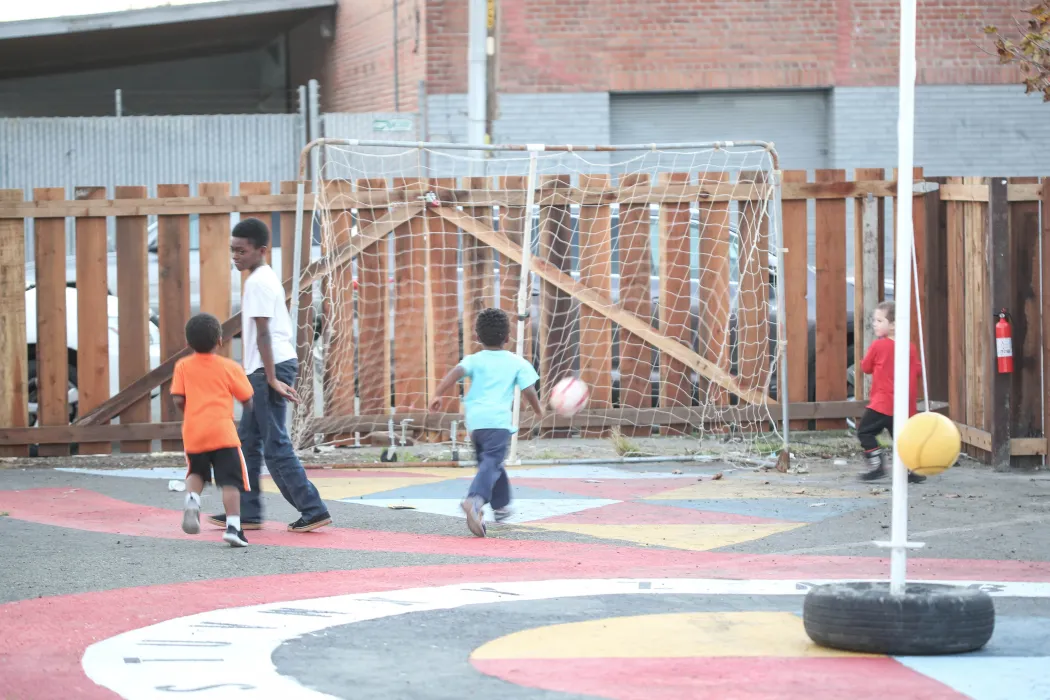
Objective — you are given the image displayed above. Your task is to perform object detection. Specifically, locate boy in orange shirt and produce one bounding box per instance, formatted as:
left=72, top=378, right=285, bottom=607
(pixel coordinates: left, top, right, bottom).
left=171, top=313, right=255, bottom=547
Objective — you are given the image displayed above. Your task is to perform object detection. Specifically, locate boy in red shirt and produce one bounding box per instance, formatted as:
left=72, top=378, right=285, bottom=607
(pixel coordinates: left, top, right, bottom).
left=171, top=313, right=255, bottom=546
left=857, top=301, right=926, bottom=483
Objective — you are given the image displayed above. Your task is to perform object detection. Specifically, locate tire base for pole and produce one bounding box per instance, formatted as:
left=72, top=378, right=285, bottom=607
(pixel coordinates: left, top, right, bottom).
left=802, top=582, right=995, bottom=655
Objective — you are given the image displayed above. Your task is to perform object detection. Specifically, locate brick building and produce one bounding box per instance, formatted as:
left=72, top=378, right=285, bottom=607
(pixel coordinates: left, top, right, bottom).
left=322, top=0, right=1049, bottom=175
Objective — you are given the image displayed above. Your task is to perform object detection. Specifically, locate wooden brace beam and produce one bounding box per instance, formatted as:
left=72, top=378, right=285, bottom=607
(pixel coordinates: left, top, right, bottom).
left=433, top=205, right=774, bottom=407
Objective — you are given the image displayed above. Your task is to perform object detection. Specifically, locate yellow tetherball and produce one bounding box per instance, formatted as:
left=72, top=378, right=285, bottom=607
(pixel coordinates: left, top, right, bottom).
left=896, top=412, right=962, bottom=476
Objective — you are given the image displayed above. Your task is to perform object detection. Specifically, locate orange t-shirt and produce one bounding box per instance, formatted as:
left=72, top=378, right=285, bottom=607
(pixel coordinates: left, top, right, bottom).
left=171, top=353, right=254, bottom=454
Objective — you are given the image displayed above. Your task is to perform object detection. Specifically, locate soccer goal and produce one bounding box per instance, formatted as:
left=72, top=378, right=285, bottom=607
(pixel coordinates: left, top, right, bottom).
left=286, top=139, right=787, bottom=464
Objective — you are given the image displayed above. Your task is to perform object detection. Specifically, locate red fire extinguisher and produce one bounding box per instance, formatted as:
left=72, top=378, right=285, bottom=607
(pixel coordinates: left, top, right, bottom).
left=995, top=309, right=1013, bottom=374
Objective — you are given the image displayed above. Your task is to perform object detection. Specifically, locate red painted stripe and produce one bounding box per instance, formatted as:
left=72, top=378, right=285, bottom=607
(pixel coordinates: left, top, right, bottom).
left=472, top=657, right=970, bottom=700
left=535, top=500, right=789, bottom=526
left=2, top=488, right=1049, bottom=582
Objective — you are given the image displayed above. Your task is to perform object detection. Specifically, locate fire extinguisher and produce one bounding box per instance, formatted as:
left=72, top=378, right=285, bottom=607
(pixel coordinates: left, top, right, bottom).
left=995, top=309, right=1013, bottom=374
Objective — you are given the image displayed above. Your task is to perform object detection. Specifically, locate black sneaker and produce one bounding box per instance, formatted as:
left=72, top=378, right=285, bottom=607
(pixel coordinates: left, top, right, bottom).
left=207, top=514, right=263, bottom=530
left=288, top=512, right=332, bottom=532
left=493, top=507, right=512, bottom=523
left=222, top=525, right=249, bottom=548
left=908, top=471, right=927, bottom=484
left=859, top=449, right=887, bottom=481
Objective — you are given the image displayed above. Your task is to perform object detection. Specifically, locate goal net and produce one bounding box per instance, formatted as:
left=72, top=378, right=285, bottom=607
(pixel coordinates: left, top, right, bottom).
left=289, top=140, right=784, bottom=460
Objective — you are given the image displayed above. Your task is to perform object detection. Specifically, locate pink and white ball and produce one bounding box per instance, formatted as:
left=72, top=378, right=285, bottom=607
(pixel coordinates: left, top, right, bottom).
left=549, top=377, right=589, bottom=417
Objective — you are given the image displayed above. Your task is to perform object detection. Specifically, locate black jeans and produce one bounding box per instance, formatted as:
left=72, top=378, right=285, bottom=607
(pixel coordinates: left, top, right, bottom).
left=857, top=409, right=894, bottom=452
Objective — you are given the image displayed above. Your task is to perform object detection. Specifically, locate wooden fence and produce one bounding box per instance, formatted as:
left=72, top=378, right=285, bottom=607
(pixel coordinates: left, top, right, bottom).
left=0, top=171, right=1044, bottom=469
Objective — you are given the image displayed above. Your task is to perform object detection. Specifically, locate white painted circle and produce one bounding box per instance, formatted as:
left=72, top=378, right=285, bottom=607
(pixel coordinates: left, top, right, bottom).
left=82, top=578, right=1050, bottom=700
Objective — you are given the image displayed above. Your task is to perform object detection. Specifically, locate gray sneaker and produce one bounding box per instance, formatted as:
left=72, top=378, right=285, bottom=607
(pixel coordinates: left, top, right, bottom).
left=181, top=499, right=200, bottom=535
left=493, top=507, right=512, bottom=523
left=460, top=497, right=486, bottom=537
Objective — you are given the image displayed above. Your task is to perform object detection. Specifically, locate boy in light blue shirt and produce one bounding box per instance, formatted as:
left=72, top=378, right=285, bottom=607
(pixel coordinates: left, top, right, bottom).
left=430, top=308, right=543, bottom=537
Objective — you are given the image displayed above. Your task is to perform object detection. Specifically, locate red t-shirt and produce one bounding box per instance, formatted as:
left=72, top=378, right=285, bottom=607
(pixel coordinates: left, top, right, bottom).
left=861, top=337, right=920, bottom=417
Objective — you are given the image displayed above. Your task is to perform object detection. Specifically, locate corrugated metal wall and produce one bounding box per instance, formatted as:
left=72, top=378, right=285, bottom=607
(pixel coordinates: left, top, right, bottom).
left=320, top=112, right=423, bottom=180
left=0, top=114, right=305, bottom=259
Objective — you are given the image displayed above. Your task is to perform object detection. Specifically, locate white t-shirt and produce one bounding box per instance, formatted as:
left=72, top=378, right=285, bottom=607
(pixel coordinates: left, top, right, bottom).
left=241, top=265, right=297, bottom=375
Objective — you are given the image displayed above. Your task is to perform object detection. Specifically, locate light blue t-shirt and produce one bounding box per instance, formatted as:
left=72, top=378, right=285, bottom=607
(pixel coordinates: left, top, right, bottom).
left=458, top=350, right=540, bottom=433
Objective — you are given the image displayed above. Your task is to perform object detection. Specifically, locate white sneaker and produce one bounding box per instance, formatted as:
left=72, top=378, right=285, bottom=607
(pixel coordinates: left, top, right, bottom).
left=181, top=500, right=201, bottom=535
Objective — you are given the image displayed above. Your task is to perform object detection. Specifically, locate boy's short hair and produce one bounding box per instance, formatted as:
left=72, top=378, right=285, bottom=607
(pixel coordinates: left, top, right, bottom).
left=185, top=313, right=222, bottom=353
left=876, top=300, right=896, bottom=323
left=476, top=307, right=510, bottom=347
left=232, top=217, right=270, bottom=249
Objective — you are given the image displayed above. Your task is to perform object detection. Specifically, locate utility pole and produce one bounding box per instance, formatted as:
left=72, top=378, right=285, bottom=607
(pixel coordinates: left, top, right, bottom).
left=485, top=0, right=496, bottom=146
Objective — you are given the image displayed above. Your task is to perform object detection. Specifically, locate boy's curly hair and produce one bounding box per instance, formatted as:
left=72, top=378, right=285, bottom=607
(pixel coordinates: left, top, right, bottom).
left=476, top=307, right=510, bottom=348
left=185, top=313, right=222, bottom=354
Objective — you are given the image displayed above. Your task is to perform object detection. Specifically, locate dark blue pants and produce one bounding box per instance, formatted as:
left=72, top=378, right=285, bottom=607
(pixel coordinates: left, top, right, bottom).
left=239, top=360, right=327, bottom=522
left=467, top=428, right=512, bottom=509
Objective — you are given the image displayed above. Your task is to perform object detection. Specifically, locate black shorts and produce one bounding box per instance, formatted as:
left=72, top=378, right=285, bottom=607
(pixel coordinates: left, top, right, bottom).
left=185, top=447, right=249, bottom=491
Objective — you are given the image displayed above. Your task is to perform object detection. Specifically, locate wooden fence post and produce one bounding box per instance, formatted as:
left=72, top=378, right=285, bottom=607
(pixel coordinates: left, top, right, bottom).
left=34, top=188, right=70, bottom=457
left=988, top=177, right=1011, bottom=471
left=1008, top=176, right=1043, bottom=469
left=75, top=186, right=111, bottom=455
left=115, top=186, right=152, bottom=454
left=781, top=171, right=809, bottom=429
left=0, top=190, right=28, bottom=457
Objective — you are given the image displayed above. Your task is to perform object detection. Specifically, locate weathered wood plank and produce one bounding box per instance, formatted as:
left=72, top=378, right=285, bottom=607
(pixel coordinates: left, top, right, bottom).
left=198, top=183, right=232, bottom=359
left=1007, top=176, right=1042, bottom=469
left=0, top=180, right=963, bottom=220
left=33, top=188, right=70, bottom=457
left=355, top=179, right=391, bottom=417
left=75, top=186, right=111, bottom=455
left=157, top=184, right=191, bottom=453
left=781, top=171, right=809, bottom=428
left=578, top=174, right=614, bottom=437
left=814, top=170, right=848, bottom=429
left=115, top=186, right=152, bottom=453
left=657, top=172, right=694, bottom=435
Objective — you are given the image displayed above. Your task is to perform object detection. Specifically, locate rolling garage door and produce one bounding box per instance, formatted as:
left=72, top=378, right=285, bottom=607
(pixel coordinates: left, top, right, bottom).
left=609, top=90, right=830, bottom=172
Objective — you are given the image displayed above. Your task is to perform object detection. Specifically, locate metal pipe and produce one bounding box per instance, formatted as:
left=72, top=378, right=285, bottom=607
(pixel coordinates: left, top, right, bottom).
left=773, top=169, right=790, bottom=461
left=393, top=0, right=400, bottom=111
left=508, top=150, right=540, bottom=465
left=296, top=138, right=779, bottom=180
left=467, top=0, right=487, bottom=169
left=887, top=0, right=919, bottom=596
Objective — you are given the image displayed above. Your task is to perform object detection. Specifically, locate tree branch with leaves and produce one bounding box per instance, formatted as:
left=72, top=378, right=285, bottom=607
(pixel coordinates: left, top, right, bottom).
left=984, top=2, right=1050, bottom=101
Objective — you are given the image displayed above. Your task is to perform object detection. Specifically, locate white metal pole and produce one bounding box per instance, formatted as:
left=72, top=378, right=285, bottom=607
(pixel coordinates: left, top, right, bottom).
left=508, top=151, right=540, bottom=465
left=467, top=0, right=487, bottom=173
left=889, top=0, right=918, bottom=596
left=772, top=170, right=790, bottom=454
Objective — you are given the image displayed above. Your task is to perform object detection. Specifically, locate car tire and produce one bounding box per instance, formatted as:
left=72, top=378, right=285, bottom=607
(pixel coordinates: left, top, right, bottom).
left=803, top=581, right=995, bottom=655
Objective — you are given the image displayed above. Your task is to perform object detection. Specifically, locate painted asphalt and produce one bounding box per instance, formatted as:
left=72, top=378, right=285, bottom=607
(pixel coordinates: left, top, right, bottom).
left=2, top=461, right=1050, bottom=699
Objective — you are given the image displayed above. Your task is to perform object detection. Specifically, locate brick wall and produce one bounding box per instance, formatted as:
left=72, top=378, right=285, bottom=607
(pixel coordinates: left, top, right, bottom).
left=324, top=0, right=427, bottom=112
left=327, top=0, right=1031, bottom=109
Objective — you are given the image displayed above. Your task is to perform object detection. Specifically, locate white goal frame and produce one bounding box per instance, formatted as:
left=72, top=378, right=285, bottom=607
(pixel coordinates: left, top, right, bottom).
left=289, top=138, right=789, bottom=465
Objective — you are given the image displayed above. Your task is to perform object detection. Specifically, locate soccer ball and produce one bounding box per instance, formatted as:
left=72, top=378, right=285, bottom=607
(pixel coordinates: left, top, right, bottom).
left=896, top=412, right=962, bottom=477
left=549, top=377, right=589, bottom=417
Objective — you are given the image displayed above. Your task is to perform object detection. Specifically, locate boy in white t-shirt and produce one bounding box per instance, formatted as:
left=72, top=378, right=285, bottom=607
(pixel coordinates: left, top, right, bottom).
left=205, top=218, right=331, bottom=533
